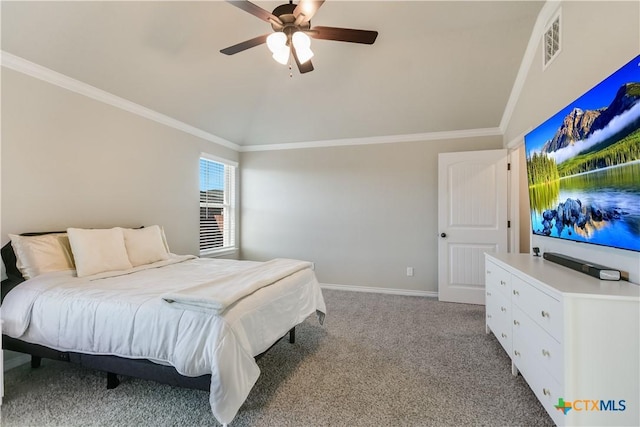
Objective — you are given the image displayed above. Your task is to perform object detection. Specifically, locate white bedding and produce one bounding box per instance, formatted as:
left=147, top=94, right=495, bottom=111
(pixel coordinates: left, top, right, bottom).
left=1, top=255, right=326, bottom=424
left=162, top=258, right=312, bottom=314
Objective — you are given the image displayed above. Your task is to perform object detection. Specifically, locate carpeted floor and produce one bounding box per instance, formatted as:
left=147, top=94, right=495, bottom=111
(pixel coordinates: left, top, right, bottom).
left=1, top=289, right=554, bottom=426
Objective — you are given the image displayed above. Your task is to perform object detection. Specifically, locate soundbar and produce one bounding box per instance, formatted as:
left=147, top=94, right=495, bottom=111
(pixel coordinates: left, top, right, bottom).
left=543, top=252, right=621, bottom=281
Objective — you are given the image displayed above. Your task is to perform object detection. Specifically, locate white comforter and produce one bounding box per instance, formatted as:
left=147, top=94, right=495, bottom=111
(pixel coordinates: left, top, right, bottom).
left=162, top=258, right=312, bottom=314
left=1, top=255, right=326, bottom=424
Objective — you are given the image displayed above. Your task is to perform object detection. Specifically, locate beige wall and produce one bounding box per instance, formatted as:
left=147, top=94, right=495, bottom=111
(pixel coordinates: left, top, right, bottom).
left=240, top=136, right=502, bottom=292
left=505, top=1, right=639, bottom=143
left=1, top=68, right=238, bottom=258
left=506, top=1, right=640, bottom=281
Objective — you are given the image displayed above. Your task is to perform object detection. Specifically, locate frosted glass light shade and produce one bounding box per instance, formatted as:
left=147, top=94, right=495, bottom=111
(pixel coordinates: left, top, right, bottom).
left=292, top=32, right=313, bottom=64
left=295, top=47, right=314, bottom=64
left=292, top=31, right=311, bottom=49
left=267, top=32, right=287, bottom=53
left=272, top=47, right=290, bottom=65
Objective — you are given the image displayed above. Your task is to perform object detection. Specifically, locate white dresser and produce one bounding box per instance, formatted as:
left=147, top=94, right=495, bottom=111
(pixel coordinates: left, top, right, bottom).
left=485, top=253, right=639, bottom=426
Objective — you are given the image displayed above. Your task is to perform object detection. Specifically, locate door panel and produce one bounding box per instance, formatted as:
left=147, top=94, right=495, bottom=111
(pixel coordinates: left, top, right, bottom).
left=438, top=149, right=507, bottom=304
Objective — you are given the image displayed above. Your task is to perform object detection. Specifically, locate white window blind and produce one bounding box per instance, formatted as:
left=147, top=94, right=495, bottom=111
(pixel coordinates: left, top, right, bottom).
left=199, top=155, right=236, bottom=255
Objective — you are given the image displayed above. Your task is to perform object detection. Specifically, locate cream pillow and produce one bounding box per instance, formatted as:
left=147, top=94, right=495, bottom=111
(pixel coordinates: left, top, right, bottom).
left=67, top=227, right=133, bottom=277
left=123, top=225, right=169, bottom=267
left=8, top=233, right=75, bottom=280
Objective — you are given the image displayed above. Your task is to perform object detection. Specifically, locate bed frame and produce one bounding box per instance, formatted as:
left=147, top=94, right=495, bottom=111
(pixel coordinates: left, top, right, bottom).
left=1, top=326, right=295, bottom=391
left=0, top=234, right=296, bottom=392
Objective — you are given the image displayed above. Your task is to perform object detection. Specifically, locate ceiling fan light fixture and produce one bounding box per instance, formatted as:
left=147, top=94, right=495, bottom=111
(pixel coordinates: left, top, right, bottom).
left=272, top=46, right=290, bottom=65
left=292, top=31, right=314, bottom=64
left=296, top=46, right=314, bottom=64
left=266, top=32, right=287, bottom=53
left=292, top=31, right=311, bottom=49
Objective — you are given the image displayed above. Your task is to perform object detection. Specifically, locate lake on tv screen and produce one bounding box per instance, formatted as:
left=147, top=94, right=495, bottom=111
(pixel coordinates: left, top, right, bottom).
left=529, top=161, right=640, bottom=252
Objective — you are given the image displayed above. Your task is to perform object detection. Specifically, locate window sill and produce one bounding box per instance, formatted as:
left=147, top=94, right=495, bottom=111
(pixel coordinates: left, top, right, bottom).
left=200, top=247, right=238, bottom=258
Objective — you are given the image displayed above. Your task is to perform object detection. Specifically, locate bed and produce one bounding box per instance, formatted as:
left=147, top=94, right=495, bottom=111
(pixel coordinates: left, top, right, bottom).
left=0, top=227, right=326, bottom=425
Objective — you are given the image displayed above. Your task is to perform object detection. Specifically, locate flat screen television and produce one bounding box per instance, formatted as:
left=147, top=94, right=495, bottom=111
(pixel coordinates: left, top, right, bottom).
left=524, top=54, right=640, bottom=253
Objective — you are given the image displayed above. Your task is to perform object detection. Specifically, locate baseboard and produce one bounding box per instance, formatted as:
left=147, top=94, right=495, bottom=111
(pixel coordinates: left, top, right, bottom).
left=320, top=283, right=438, bottom=298
left=3, top=351, right=30, bottom=372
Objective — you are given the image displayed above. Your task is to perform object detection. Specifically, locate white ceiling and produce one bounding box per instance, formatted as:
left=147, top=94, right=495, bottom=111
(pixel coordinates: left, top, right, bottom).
left=1, top=1, right=544, bottom=147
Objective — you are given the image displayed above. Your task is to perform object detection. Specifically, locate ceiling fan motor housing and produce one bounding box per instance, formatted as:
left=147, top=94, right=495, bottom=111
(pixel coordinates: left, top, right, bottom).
left=271, top=3, right=311, bottom=34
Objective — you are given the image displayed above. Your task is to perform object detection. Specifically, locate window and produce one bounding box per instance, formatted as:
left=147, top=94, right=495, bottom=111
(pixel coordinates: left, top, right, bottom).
left=199, top=154, right=237, bottom=255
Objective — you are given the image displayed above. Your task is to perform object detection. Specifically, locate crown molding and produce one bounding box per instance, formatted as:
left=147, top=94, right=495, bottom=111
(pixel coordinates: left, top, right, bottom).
left=2, top=51, right=504, bottom=154
left=499, top=0, right=563, bottom=134
left=240, top=127, right=503, bottom=152
left=1, top=51, right=241, bottom=152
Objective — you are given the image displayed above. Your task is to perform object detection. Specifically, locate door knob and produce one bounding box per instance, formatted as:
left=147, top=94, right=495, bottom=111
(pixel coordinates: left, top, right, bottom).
left=440, top=233, right=447, bottom=238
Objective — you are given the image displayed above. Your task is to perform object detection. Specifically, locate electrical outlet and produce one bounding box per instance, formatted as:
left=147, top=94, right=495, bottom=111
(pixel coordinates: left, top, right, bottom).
left=406, top=267, right=414, bottom=277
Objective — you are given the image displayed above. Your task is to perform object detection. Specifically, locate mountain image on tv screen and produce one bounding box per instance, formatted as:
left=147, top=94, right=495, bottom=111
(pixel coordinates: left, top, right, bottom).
left=524, top=55, right=640, bottom=253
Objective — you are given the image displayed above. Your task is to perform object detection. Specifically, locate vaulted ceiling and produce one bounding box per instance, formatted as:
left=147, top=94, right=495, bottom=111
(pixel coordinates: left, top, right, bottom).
left=1, top=1, right=544, bottom=147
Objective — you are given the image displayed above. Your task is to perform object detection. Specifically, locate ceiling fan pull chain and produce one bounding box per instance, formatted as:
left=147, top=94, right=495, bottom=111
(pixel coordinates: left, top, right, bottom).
left=289, top=60, right=293, bottom=78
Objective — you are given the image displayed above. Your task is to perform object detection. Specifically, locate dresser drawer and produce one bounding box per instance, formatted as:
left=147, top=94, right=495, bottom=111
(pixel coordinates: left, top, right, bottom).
left=511, top=275, right=563, bottom=342
left=486, top=260, right=511, bottom=299
left=485, top=288, right=499, bottom=332
left=486, top=288, right=511, bottom=354
left=514, top=342, right=565, bottom=426
left=512, top=306, right=563, bottom=384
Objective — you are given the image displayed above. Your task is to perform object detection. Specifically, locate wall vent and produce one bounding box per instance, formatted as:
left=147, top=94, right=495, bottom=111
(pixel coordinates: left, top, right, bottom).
left=543, top=9, right=561, bottom=70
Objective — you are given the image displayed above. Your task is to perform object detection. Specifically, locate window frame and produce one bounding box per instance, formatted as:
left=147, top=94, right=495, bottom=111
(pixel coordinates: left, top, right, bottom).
left=199, top=153, right=238, bottom=257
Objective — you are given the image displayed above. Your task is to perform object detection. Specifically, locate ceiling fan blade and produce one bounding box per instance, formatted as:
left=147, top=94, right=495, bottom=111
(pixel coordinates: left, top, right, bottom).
left=292, top=45, right=314, bottom=74
left=226, top=1, right=283, bottom=26
left=293, top=0, right=325, bottom=24
left=310, top=26, right=378, bottom=44
left=220, top=34, right=269, bottom=55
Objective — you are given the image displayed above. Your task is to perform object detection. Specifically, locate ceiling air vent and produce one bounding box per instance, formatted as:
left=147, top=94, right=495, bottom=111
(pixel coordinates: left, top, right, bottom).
left=543, top=10, right=561, bottom=69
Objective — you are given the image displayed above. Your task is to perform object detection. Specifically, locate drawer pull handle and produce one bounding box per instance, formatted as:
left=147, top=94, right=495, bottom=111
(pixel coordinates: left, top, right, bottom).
left=541, top=310, right=550, bottom=318
left=501, top=306, right=507, bottom=312
left=501, top=333, right=507, bottom=338
left=486, top=291, right=492, bottom=296
left=487, top=314, right=492, bottom=319
left=500, top=280, right=506, bottom=286
left=514, top=350, right=520, bottom=356
left=512, top=290, right=519, bottom=295
left=543, top=388, right=551, bottom=396
left=542, top=349, right=550, bottom=357
left=513, top=320, right=520, bottom=326
left=487, top=270, right=492, bottom=274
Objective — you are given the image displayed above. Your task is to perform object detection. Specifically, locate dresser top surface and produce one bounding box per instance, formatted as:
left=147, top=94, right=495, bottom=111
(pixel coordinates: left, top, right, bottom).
left=487, top=253, right=640, bottom=299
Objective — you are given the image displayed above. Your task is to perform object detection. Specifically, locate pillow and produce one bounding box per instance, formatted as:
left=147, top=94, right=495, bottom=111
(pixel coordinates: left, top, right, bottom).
left=159, top=226, right=171, bottom=253
left=123, top=225, right=169, bottom=267
left=8, top=233, right=75, bottom=280
left=67, top=227, right=133, bottom=277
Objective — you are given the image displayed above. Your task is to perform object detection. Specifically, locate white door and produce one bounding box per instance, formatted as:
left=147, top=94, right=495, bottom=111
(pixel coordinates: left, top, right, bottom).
left=438, top=149, right=508, bottom=304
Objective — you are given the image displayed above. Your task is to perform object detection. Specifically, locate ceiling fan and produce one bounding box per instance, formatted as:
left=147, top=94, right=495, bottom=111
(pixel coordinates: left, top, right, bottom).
left=220, top=0, right=378, bottom=74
